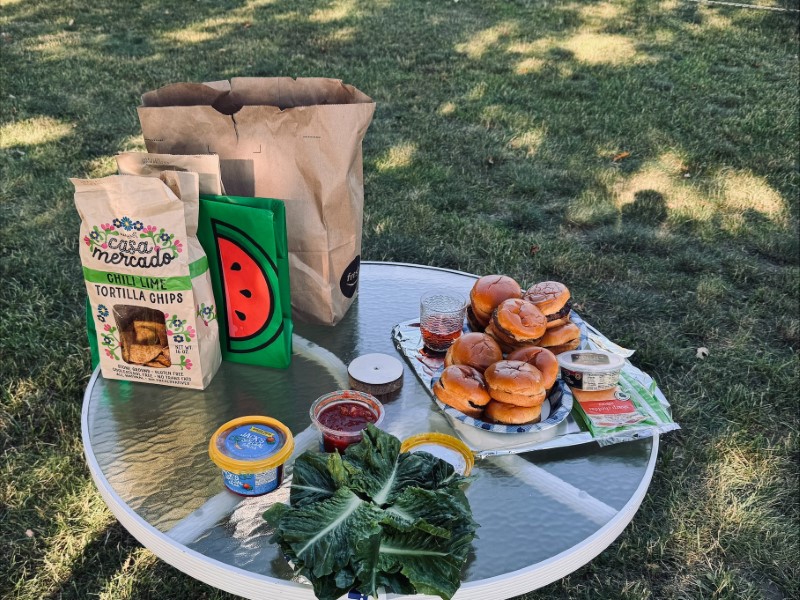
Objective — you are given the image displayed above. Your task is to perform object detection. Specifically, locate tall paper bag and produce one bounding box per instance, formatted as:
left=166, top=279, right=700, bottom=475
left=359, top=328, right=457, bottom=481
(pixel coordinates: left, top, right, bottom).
left=137, top=77, right=375, bottom=325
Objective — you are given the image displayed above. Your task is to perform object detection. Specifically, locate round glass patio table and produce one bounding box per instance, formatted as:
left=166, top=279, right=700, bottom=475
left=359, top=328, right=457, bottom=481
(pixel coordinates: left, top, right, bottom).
left=82, top=262, right=659, bottom=600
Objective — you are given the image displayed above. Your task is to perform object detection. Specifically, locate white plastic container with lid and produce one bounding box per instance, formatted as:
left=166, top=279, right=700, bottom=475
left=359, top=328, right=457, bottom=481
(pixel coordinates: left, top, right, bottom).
left=557, top=350, right=625, bottom=391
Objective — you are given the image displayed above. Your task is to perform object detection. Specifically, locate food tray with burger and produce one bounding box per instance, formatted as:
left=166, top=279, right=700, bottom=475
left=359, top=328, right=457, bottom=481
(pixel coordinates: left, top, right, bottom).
left=392, top=275, right=679, bottom=456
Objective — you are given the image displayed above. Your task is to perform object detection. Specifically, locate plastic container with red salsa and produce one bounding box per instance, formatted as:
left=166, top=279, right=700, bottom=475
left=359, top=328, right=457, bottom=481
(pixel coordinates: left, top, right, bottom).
left=310, top=390, right=385, bottom=452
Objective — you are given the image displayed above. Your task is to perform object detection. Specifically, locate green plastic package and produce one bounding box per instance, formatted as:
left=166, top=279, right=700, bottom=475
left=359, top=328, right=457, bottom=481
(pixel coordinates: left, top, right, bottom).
left=197, top=194, right=292, bottom=368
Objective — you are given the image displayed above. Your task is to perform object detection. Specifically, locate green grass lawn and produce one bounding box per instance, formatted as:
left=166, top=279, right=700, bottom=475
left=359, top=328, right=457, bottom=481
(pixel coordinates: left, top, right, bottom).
left=1, top=0, right=798, bottom=598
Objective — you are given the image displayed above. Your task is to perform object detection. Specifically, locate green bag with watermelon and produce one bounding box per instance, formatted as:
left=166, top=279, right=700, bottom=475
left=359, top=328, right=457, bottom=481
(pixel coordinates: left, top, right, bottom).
left=197, top=194, right=293, bottom=368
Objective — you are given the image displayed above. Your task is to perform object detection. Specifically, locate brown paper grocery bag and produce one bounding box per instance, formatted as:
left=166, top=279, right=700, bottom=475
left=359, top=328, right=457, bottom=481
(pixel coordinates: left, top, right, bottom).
left=137, top=77, right=375, bottom=325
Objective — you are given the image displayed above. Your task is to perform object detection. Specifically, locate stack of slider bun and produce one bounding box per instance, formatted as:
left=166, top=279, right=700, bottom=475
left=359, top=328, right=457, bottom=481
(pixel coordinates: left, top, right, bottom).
left=433, top=275, right=579, bottom=426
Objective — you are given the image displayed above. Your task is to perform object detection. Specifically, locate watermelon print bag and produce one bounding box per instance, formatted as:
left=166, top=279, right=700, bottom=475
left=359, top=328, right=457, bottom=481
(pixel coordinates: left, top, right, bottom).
left=197, top=194, right=293, bottom=369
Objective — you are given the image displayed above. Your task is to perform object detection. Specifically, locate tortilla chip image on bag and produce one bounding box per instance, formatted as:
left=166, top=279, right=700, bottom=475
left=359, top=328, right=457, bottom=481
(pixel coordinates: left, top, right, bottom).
left=73, top=173, right=221, bottom=389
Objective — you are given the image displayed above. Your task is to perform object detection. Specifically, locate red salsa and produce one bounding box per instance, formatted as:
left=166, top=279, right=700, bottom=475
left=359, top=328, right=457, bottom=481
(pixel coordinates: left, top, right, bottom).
left=317, top=401, right=378, bottom=452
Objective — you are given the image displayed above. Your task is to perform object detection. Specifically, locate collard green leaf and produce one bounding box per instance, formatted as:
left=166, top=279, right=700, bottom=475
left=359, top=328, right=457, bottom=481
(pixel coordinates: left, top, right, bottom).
left=288, top=449, right=338, bottom=507
left=262, top=501, right=289, bottom=529
left=276, top=487, right=383, bottom=579
left=308, top=572, right=350, bottom=600
left=343, top=424, right=466, bottom=506
left=381, top=486, right=477, bottom=539
left=354, top=523, right=475, bottom=600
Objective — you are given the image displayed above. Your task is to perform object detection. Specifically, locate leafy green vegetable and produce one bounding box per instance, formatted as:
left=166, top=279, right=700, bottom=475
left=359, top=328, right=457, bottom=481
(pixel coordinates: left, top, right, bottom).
left=264, top=424, right=478, bottom=600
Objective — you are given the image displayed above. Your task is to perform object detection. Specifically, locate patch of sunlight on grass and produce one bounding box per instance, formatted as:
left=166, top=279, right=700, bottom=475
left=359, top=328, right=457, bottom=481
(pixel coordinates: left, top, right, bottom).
left=506, top=39, right=552, bottom=55
left=118, top=135, right=147, bottom=152
left=706, top=442, right=785, bottom=530
left=97, top=549, right=158, bottom=600
left=438, top=101, right=456, bottom=116
left=575, top=1, right=623, bottom=23
left=29, top=31, right=81, bottom=55
left=515, top=57, right=545, bottom=75
left=611, top=153, right=791, bottom=232
left=0, top=117, right=74, bottom=149
left=322, top=26, right=357, bottom=43
left=455, top=21, right=518, bottom=60
left=466, top=81, right=488, bottom=101
left=160, top=17, right=240, bottom=44
left=509, top=128, right=546, bottom=157
left=15, top=481, right=115, bottom=597
left=161, top=29, right=218, bottom=44
left=612, top=162, right=721, bottom=227
left=718, top=171, right=788, bottom=223
left=700, top=6, right=734, bottom=29
left=562, top=33, right=639, bottom=66
left=311, top=0, right=356, bottom=23
left=375, top=142, right=417, bottom=172
left=274, top=10, right=302, bottom=22
left=566, top=187, right=616, bottom=226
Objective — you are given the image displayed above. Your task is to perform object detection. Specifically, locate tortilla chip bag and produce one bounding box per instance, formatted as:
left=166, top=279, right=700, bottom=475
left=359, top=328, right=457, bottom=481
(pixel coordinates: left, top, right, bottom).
left=73, top=172, right=221, bottom=389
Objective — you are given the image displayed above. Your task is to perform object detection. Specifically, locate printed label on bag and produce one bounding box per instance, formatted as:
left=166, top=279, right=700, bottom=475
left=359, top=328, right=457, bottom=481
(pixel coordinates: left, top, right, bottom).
left=340, top=255, right=361, bottom=298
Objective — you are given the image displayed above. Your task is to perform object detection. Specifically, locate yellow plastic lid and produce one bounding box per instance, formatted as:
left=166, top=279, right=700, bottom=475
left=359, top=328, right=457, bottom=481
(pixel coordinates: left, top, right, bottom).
left=208, top=416, right=294, bottom=474
left=400, top=432, right=474, bottom=476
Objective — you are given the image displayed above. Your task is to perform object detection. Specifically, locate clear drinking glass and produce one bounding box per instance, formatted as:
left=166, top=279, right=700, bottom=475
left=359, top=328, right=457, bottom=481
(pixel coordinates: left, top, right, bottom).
left=419, top=290, right=468, bottom=352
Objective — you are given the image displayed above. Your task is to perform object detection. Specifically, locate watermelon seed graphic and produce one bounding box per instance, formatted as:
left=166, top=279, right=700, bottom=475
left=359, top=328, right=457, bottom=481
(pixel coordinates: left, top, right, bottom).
left=231, top=262, right=242, bottom=271
left=240, top=289, right=252, bottom=298
left=235, top=310, right=246, bottom=321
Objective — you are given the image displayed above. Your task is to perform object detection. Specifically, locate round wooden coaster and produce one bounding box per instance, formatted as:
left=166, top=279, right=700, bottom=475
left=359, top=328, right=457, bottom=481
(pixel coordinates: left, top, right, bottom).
left=347, top=353, right=404, bottom=395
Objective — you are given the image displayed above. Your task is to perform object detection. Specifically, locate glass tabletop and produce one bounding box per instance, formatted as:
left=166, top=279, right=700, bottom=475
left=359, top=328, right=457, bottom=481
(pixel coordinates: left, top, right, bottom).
left=83, top=262, right=656, bottom=597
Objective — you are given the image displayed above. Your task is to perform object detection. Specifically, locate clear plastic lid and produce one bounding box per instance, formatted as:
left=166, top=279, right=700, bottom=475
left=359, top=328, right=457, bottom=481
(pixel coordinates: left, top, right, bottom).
left=401, top=432, right=474, bottom=476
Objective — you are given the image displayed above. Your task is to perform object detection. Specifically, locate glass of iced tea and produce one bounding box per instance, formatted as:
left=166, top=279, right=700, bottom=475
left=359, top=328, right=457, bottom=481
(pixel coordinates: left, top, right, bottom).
left=419, top=290, right=468, bottom=352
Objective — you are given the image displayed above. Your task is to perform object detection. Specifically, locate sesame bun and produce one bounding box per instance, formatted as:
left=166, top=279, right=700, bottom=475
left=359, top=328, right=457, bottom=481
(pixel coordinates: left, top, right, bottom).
left=444, top=332, right=503, bottom=373
left=470, top=275, right=522, bottom=322
left=506, top=346, right=559, bottom=389
left=524, top=281, right=572, bottom=329
left=433, top=364, right=491, bottom=418
left=484, top=360, right=545, bottom=405
left=491, top=298, right=547, bottom=343
left=538, top=322, right=581, bottom=354
left=484, top=401, right=542, bottom=425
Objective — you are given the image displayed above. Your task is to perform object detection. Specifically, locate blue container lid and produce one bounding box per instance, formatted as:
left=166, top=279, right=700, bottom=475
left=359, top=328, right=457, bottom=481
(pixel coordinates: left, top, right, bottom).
left=223, top=423, right=285, bottom=461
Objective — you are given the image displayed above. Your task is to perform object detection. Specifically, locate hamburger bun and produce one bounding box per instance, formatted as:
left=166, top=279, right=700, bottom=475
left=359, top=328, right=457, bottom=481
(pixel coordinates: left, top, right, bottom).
left=444, top=332, right=503, bottom=373
left=483, top=322, right=515, bottom=354
left=489, top=387, right=547, bottom=407
left=470, top=275, right=522, bottom=323
left=466, top=305, right=488, bottom=331
left=524, top=281, right=572, bottom=329
left=484, top=401, right=542, bottom=425
left=484, top=360, right=545, bottom=405
left=491, top=298, right=547, bottom=343
left=433, top=364, right=491, bottom=418
left=506, top=346, right=559, bottom=389
left=538, top=322, right=581, bottom=354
